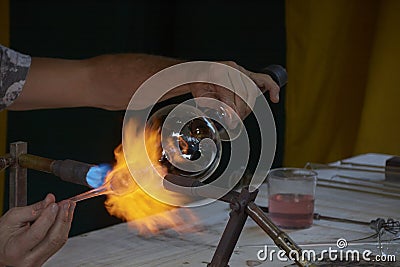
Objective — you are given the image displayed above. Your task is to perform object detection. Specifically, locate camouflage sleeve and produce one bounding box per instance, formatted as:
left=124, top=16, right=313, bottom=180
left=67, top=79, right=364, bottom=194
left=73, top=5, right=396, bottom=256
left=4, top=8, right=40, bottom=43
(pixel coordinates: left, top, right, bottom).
left=0, top=44, right=32, bottom=110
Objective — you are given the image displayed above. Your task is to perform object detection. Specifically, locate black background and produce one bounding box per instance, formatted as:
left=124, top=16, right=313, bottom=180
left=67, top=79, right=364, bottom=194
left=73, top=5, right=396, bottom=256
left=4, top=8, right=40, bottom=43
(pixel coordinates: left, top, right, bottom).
left=6, top=0, right=286, bottom=236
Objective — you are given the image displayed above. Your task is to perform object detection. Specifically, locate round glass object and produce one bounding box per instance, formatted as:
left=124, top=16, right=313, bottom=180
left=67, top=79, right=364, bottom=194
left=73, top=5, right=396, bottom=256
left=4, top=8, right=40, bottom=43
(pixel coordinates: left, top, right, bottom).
left=146, top=104, right=222, bottom=182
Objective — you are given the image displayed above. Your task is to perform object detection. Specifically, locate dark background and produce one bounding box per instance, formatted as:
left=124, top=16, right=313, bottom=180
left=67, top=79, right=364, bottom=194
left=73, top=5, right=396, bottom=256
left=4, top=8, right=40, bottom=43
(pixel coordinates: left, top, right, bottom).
left=6, top=0, right=286, bottom=236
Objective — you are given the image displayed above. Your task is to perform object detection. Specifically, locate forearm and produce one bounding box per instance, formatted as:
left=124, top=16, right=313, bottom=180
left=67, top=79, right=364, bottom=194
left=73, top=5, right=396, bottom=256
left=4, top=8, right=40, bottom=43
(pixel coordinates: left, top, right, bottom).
left=9, top=53, right=187, bottom=111
left=7, top=53, right=280, bottom=117
left=85, top=53, right=187, bottom=110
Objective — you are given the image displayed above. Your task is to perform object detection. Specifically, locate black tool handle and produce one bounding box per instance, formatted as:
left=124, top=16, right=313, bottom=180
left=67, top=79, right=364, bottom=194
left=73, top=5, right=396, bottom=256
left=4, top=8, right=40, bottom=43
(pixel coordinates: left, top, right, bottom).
left=262, top=64, right=287, bottom=88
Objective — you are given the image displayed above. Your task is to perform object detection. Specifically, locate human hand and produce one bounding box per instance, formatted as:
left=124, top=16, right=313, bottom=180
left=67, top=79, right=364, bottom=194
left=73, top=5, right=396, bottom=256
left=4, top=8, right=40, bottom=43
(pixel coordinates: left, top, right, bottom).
left=0, top=194, right=75, bottom=267
left=189, top=61, right=281, bottom=120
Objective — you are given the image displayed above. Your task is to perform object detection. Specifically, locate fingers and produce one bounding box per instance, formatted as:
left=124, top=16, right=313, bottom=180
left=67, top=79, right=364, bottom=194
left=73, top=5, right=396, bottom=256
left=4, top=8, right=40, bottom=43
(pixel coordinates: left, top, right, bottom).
left=250, top=72, right=280, bottom=103
left=213, top=63, right=253, bottom=119
left=17, top=202, right=59, bottom=252
left=216, top=86, right=241, bottom=126
left=235, top=74, right=251, bottom=118
left=221, top=61, right=280, bottom=103
left=0, top=194, right=58, bottom=266
left=6, top=194, right=55, bottom=225
left=26, top=200, right=76, bottom=266
left=191, top=61, right=280, bottom=123
left=224, top=68, right=249, bottom=119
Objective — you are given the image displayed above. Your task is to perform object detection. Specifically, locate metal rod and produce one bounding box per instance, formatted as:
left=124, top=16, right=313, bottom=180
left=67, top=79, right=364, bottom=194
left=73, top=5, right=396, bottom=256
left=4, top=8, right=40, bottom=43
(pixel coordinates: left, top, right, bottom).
left=307, top=161, right=400, bottom=177
left=306, top=162, right=387, bottom=174
left=9, top=142, right=27, bottom=208
left=317, top=182, right=400, bottom=199
left=318, top=177, right=400, bottom=194
left=208, top=188, right=253, bottom=267
left=259, top=206, right=373, bottom=227
left=334, top=174, right=400, bottom=188
left=339, top=158, right=400, bottom=173
left=339, top=161, right=386, bottom=170
left=259, top=207, right=390, bottom=235
left=18, top=154, right=53, bottom=173
left=246, top=202, right=313, bottom=267
left=313, top=213, right=370, bottom=226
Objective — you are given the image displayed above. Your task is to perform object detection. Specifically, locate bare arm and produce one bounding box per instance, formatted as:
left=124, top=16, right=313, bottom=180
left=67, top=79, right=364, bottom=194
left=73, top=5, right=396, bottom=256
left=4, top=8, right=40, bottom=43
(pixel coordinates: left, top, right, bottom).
left=9, top=54, right=186, bottom=111
left=8, top=54, right=280, bottom=116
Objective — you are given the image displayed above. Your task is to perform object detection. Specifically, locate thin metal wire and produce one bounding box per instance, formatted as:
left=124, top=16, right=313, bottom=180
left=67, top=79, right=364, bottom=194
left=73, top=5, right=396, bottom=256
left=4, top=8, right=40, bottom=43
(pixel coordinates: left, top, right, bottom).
left=317, top=183, right=400, bottom=199
left=334, top=174, right=400, bottom=188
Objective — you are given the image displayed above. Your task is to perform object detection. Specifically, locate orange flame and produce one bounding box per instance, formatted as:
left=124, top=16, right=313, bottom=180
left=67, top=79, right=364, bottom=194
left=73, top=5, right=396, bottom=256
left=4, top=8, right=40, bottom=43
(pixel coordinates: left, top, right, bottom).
left=104, top=119, right=197, bottom=235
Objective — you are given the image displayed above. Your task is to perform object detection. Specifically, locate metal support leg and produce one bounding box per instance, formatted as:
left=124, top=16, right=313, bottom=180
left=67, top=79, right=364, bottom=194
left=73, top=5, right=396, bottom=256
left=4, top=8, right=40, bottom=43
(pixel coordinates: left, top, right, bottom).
left=9, top=142, right=27, bottom=208
left=208, top=188, right=258, bottom=267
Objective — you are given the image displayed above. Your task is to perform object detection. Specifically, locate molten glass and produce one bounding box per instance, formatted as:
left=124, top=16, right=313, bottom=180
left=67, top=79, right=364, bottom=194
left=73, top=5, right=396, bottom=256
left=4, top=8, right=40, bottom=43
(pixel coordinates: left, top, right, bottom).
left=68, top=171, right=137, bottom=202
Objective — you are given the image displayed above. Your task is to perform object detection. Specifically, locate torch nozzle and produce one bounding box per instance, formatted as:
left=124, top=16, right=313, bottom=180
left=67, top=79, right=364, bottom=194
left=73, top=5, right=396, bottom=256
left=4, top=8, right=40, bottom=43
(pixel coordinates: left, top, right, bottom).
left=16, top=153, right=102, bottom=187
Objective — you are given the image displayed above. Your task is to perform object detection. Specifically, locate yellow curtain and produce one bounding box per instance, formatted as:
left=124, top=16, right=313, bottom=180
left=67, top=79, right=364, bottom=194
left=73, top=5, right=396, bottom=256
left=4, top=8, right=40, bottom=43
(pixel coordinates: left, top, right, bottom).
left=284, top=0, right=400, bottom=167
left=0, top=0, right=9, bottom=214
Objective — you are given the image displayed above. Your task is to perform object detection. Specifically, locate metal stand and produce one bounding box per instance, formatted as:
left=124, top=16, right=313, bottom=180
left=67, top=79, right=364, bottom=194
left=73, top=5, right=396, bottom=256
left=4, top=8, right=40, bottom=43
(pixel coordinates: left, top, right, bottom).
left=9, top=141, right=27, bottom=208
left=163, top=174, right=313, bottom=267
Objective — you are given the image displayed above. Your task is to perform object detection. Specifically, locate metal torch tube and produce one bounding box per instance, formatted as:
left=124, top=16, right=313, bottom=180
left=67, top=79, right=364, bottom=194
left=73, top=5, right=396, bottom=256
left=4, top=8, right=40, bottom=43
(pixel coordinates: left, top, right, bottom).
left=17, top=154, right=93, bottom=187
left=18, top=154, right=53, bottom=173
left=51, top=159, right=93, bottom=187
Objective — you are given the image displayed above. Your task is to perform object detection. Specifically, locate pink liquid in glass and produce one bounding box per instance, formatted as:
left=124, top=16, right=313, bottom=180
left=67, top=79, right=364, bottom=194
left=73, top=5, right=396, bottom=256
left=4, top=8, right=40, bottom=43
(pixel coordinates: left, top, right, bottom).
left=268, top=193, right=314, bottom=229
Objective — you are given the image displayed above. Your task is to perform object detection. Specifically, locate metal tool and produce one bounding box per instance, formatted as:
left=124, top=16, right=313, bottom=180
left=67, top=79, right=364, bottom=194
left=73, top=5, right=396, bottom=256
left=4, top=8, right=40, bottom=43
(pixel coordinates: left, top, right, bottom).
left=306, top=160, right=400, bottom=179
left=305, top=162, right=400, bottom=198
left=260, top=205, right=399, bottom=237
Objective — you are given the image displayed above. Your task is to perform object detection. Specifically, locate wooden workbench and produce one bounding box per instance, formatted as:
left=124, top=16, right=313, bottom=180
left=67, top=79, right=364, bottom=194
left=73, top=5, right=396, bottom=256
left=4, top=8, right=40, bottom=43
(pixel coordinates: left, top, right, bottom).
left=45, top=154, right=399, bottom=266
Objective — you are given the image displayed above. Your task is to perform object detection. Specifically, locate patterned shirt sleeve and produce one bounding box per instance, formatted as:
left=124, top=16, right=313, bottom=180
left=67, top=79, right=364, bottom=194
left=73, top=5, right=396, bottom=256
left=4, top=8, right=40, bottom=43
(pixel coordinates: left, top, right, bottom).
left=0, top=45, right=32, bottom=110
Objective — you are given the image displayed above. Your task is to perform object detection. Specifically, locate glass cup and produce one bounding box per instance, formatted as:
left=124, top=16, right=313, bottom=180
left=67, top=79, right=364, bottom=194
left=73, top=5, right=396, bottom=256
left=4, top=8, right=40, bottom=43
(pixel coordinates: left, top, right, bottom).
left=267, top=168, right=317, bottom=229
